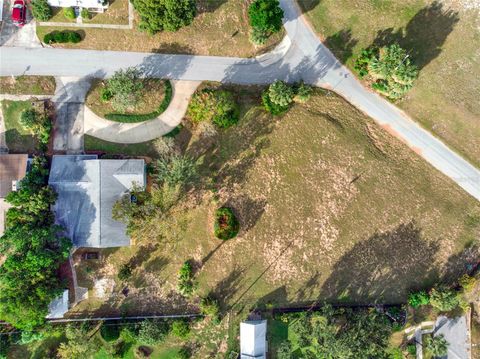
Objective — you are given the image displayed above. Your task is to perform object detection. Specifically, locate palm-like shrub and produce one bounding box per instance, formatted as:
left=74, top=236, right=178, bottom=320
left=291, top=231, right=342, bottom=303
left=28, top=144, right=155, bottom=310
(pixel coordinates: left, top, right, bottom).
left=269, top=80, right=294, bottom=107
left=429, top=286, right=459, bottom=311
left=424, top=335, right=449, bottom=357
left=214, top=207, right=239, bottom=240
left=187, top=88, right=239, bottom=128
left=177, top=261, right=195, bottom=296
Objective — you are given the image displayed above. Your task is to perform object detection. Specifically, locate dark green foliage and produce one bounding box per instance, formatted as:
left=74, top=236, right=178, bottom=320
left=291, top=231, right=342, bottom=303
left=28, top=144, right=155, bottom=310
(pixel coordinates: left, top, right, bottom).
left=105, top=80, right=173, bottom=123
left=100, top=324, right=121, bottom=342
left=407, top=343, right=416, bottom=356
left=31, top=0, right=52, bottom=21
left=57, top=325, right=99, bottom=359
left=354, top=48, right=376, bottom=78
left=43, top=31, right=82, bottom=44
left=248, top=0, right=283, bottom=34
left=187, top=88, right=239, bottom=128
left=429, top=286, right=460, bottom=311
left=290, top=305, right=393, bottom=358
left=177, top=261, right=195, bottom=296
left=118, top=263, right=133, bottom=281
left=262, top=90, right=288, bottom=115
left=214, top=207, right=239, bottom=240
left=250, top=27, right=269, bottom=45
left=294, top=82, right=313, bottom=103
left=137, top=320, right=170, bottom=345
left=171, top=320, right=190, bottom=338
left=80, top=8, right=89, bottom=20
left=105, top=67, right=144, bottom=112
left=277, top=341, right=292, bottom=359
left=200, top=296, right=220, bottom=321
left=155, top=155, right=197, bottom=187
left=268, top=80, right=294, bottom=107
left=63, top=7, right=76, bottom=19
left=408, top=290, right=430, bottom=308
left=133, top=0, right=196, bottom=34
left=262, top=80, right=302, bottom=115
left=19, top=108, right=52, bottom=146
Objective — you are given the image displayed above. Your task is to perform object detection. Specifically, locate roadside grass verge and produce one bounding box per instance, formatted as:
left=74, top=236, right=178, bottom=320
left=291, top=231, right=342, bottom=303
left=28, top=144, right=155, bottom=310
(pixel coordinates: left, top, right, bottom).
left=0, top=76, right=56, bottom=95
left=36, top=0, right=283, bottom=56
left=86, top=79, right=171, bottom=123
left=1, top=100, right=39, bottom=153
left=299, top=0, right=480, bottom=167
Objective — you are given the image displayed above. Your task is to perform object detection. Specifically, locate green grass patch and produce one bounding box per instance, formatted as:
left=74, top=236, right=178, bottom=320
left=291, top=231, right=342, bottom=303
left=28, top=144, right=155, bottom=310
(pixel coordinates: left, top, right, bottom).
left=0, top=76, right=56, bottom=95
left=84, top=134, right=158, bottom=158
left=1, top=100, right=39, bottom=153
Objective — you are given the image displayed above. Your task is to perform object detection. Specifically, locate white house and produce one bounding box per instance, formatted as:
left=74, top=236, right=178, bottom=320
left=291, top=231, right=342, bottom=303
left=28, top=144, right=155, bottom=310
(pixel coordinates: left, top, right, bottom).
left=46, top=0, right=108, bottom=13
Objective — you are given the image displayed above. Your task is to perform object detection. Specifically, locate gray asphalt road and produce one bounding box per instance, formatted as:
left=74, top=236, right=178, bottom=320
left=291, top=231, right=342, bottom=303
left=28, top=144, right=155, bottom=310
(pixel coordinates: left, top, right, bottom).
left=0, top=0, right=479, bottom=200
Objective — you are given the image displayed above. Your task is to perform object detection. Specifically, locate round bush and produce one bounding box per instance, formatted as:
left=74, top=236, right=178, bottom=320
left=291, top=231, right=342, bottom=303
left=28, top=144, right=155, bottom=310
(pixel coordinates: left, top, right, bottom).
left=214, top=207, right=239, bottom=240
left=100, top=324, right=120, bottom=342
left=101, top=87, right=114, bottom=102
left=63, top=7, right=76, bottom=19
left=187, top=89, right=239, bottom=128
left=171, top=320, right=190, bottom=338
left=262, top=90, right=288, bottom=115
left=67, top=31, right=81, bottom=43
left=81, top=8, right=89, bottom=19
left=43, top=33, right=54, bottom=44
left=53, top=31, right=68, bottom=43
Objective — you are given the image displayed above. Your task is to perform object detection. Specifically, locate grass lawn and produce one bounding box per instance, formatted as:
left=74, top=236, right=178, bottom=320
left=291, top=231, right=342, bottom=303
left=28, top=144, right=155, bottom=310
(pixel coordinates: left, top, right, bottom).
left=84, top=0, right=129, bottom=25
left=65, top=84, right=479, bottom=356
left=48, top=6, right=77, bottom=23
left=299, top=0, right=480, bottom=167
left=1, top=100, right=39, bottom=153
left=36, top=0, right=283, bottom=56
left=85, top=79, right=171, bottom=122
left=0, top=76, right=56, bottom=95
left=84, top=134, right=158, bottom=158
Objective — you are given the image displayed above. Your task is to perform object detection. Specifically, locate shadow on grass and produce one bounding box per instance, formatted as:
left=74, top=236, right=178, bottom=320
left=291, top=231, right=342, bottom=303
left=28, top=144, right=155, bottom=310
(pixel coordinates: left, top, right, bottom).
left=317, top=221, right=440, bottom=304
left=371, top=1, right=459, bottom=70
left=296, top=0, right=321, bottom=13
left=196, top=0, right=228, bottom=14
left=324, top=29, right=358, bottom=63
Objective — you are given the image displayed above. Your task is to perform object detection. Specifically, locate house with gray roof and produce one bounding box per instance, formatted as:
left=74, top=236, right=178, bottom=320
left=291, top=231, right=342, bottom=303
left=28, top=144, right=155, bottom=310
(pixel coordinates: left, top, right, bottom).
left=49, top=155, right=145, bottom=248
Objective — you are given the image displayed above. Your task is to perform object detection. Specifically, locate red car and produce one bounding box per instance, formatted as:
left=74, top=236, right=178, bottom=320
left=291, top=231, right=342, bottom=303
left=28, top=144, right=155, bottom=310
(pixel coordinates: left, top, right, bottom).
left=11, top=0, right=27, bottom=27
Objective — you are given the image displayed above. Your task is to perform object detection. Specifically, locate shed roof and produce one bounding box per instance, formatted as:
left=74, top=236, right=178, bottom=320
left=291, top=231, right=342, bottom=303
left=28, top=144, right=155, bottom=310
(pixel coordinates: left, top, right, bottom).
left=240, top=320, right=267, bottom=359
left=0, top=154, right=28, bottom=197
left=49, top=155, right=145, bottom=248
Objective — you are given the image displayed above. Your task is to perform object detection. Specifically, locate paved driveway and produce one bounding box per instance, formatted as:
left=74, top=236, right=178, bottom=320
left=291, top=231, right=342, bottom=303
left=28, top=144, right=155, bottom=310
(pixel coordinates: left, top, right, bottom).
left=435, top=315, right=470, bottom=359
left=0, top=0, right=40, bottom=47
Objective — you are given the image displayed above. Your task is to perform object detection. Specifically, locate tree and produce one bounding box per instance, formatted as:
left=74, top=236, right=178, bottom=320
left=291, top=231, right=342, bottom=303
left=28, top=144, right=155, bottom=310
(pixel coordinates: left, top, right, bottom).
left=424, top=335, right=449, bottom=357
left=429, top=286, right=459, bottom=311
left=57, top=326, right=99, bottom=359
left=248, top=0, right=283, bottom=34
left=187, top=88, right=239, bottom=128
left=31, top=0, right=52, bottom=21
left=106, top=67, right=144, bottom=112
left=19, top=108, right=52, bottom=145
left=133, top=0, right=196, bottom=34
left=155, top=155, right=197, bottom=187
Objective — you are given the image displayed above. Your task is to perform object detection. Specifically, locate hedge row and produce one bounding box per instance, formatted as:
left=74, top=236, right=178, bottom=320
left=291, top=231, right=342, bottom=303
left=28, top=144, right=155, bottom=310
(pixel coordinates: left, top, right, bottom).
left=104, top=80, right=173, bottom=123
left=43, top=31, right=81, bottom=44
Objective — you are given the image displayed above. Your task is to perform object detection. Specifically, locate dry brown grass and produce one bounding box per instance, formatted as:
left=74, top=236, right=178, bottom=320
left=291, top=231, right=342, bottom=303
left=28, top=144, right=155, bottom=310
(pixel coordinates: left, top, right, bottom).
left=68, top=86, right=480, bottom=326
left=0, top=76, right=56, bottom=95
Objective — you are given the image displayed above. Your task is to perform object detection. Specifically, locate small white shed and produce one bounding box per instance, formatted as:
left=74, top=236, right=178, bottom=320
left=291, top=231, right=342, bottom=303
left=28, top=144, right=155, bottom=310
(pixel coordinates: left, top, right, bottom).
left=46, top=290, right=69, bottom=319
left=240, top=320, right=267, bottom=359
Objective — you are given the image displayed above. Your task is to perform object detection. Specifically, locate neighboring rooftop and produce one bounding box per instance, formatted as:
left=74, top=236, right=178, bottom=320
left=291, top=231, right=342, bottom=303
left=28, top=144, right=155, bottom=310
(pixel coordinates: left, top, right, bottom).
left=240, top=320, right=267, bottom=359
left=49, top=155, right=145, bottom=248
left=0, top=154, right=28, bottom=198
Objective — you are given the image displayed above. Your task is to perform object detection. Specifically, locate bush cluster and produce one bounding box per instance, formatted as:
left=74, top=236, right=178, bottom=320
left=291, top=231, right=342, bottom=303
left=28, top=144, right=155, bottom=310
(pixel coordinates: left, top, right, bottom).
left=187, top=88, right=239, bottom=128
left=20, top=107, right=52, bottom=147
left=429, top=286, right=460, bottom=312
left=200, top=296, right=220, bottom=321
left=43, top=31, right=82, bottom=44
left=214, top=207, right=239, bottom=240
left=177, top=261, right=195, bottom=296
left=248, top=0, right=284, bottom=45
left=262, top=80, right=312, bottom=115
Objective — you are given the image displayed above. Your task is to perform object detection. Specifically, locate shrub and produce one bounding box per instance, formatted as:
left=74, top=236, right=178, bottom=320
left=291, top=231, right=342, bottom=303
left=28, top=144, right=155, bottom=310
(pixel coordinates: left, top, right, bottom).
left=44, top=31, right=82, bottom=44
left=262, top=90, right=288, bottom=115
left=171, top=320, right=190, bottom=338
left=54, top=31, right=68, bottom=43
left=81, top=8, right=89, bottom=20
left=155, top=155, right=197, bottom=187
left=101, top=88, right=113, bottom=102
left=249, top=27, right=268, bottom=45
left=133, top=0, right=196, bottom=34
left=31, top=0, right=52, bottom=21
left=459, top=274, right=476, bottom=292
left=200, top=296, right=220, bottom=320
left=106, top=67, right=144, bottom=112
left=214, top=207, right=239, bottom=240
left=408, top=291, right=430, bottom=308
left=268, top=80, right=294, bottom=107
left=137, top=320, right=169, bottom=345
left=407, top=343, right=416, bottom=356
left=294, top=82, right=312, bottom=103
left=20, top=108, right=51, bottom=145
left=429, top=286, right=459, bottom=312
left=424, top=335, right=449, bottom=357
left=277, top=341, right=292, bottom=359
left=43, top=33, right=54, bottom=44
left=248, top=0, right=283, bottom=34
left=187, top=88, right=239, bottom=128
left=100, top=324, right=121, bottom=342
left=63, top=7, right=76, bottom=19
left=177, top=261, right=195, bottom=296
left=67, top=31, right=81, bottom=43
left=118, top=263, right=133, bottom=281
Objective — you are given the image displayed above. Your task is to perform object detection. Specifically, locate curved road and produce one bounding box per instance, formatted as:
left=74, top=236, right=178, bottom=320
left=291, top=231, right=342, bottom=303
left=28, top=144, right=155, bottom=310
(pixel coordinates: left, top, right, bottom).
left=1, top=0, right=479, bottom=201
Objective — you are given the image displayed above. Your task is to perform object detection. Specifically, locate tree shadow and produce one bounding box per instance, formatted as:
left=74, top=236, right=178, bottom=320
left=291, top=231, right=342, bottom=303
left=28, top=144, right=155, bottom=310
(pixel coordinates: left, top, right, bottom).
left=371, top=1, right=459, bottom=70
left=225, top=194, right=267, bottom=233
left=320, top=221, right=441, bottom=304
left=441, top=243, right=480, bottom=284
left=211, top=267, right=246, bottom=310
left=296, top=0, right=321, bottom=13
left=196, top=0, right=228, bottom=14
left=144, top=255, right=169, bottom=273
left=126, top=243, right=159, bottom=270
left=151, top=43, right=195, bottom=55
left=324, top=29, right=358, bottom=63
left=138, top=52, right=193, bottom=79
